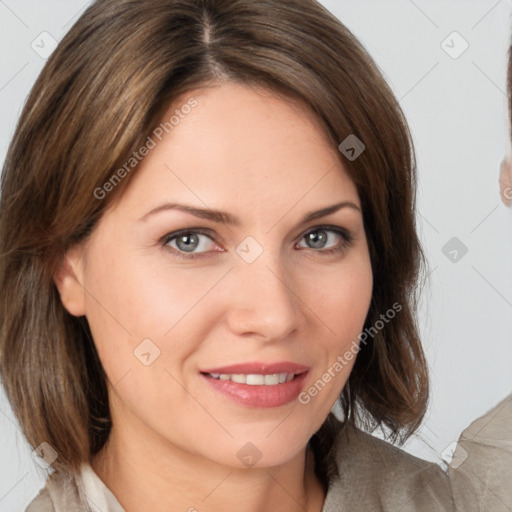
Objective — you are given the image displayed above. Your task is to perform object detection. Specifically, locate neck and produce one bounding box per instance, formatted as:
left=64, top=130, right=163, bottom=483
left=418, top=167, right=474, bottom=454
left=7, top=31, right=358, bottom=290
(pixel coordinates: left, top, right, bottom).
left=90, top=420, right=325, bottom=512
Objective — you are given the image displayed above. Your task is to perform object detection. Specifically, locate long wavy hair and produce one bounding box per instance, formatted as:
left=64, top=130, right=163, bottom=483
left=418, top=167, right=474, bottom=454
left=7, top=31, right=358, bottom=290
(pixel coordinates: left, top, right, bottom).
left=0, top=0, right=428, bottom=487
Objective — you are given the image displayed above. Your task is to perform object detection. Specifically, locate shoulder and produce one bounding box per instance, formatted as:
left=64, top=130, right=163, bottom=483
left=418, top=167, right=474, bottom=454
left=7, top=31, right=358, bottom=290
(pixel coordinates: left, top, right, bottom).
left=457, top=392, right=512, bottom=443
left=24, top=462, right=124, bottom=512
left=24, top=487, right=54, bottom=512
left=24, top=470, right=87, bottom=512
left=448, top=393, right=512, bottom=511
left=323, top=423, right=454, bottom=512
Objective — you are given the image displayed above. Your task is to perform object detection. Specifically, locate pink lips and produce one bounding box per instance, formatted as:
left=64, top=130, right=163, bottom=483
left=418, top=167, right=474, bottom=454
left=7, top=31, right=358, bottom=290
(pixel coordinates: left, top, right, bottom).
left=200, top=361, right=310, bottom=408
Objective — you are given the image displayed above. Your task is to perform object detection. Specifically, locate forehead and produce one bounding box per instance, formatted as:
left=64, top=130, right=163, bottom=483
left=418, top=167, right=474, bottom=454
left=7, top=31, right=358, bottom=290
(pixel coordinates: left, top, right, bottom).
left=111, top=82, right=360, bottom=219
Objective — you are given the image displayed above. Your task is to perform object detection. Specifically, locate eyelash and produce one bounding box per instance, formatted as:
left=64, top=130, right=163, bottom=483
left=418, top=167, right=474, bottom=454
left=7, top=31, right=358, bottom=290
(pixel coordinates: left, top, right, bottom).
left=160, top=225, right=354, bottom=260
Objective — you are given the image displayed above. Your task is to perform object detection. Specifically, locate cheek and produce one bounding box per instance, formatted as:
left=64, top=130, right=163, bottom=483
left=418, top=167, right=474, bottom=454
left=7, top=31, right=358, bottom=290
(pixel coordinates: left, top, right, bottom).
left=313, top=252, right=373, bottom=340
left=81, top=240, right=233, bottom=393
left=80, top=248, right=206, bottom=422
left=301, top=250, right=373, bottom=400
left=295, top=289, right=371, bottom=444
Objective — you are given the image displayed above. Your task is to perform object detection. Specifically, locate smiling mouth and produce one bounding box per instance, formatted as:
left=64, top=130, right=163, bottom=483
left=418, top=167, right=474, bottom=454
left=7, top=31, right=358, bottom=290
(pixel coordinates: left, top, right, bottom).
left=199, top=368, right=309, bottom=408
left=202, top=372, right=298, bottom=385
left=199, top=362, right=310, bottom=407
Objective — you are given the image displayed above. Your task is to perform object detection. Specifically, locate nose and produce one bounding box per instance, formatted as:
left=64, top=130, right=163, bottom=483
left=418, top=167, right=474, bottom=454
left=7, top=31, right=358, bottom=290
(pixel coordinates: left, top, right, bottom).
left=225, top=250, right=304, bottom=342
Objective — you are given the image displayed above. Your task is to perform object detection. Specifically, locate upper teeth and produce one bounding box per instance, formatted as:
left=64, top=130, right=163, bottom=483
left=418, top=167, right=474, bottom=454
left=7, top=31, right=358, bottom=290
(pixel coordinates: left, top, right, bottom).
left=209, top=373, right=295, bottom=385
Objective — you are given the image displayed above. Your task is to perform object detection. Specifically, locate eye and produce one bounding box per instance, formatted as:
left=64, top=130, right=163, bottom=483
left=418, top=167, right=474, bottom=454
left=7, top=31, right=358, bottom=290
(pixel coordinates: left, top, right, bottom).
left=297, top=226, right=353, bottom=254
left=162, top=229, right=219, bottom=259
left=161, top=225, right=354, bottom=260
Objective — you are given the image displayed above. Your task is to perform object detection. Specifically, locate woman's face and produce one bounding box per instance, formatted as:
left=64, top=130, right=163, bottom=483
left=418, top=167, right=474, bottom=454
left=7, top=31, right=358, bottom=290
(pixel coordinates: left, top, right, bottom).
left=59, top=82, right=373, bottom=468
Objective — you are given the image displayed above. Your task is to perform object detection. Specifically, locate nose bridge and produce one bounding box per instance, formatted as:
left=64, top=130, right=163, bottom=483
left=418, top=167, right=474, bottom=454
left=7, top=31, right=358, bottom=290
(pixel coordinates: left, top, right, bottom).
left=226, top=239, right=302, bottom=339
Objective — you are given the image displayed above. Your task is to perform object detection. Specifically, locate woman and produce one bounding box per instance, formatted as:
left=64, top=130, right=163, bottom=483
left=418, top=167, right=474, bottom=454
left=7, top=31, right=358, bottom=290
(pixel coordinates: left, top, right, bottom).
left=0, top=0, right=508, bottom=511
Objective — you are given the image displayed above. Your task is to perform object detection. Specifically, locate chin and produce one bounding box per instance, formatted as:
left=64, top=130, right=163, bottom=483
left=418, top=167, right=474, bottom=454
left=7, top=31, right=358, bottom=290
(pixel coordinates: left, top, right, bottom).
left=189, top=423, right=318, bottom=471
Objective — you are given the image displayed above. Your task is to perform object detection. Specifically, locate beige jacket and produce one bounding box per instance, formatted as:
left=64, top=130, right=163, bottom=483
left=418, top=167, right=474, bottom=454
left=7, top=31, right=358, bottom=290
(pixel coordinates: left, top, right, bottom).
left=25, top=394, right=512, bottom=512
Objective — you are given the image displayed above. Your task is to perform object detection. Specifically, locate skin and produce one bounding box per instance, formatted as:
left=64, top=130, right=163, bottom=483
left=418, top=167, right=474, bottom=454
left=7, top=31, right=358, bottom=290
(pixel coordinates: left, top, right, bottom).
left=54, top=81, right=373, bottom=512
left=500, top=155, right=512, bottom=207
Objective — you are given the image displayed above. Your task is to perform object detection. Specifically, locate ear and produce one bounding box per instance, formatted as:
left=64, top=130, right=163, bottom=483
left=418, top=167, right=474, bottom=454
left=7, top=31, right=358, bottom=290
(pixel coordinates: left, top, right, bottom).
left=499, top=156, right=512, bottom=207
left=53, top=245, right=87, bottom=317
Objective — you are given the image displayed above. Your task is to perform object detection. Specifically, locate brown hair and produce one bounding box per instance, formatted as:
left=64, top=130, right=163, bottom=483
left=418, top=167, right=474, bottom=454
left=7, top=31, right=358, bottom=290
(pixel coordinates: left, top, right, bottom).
left=0, top=0, right=428, bottom=486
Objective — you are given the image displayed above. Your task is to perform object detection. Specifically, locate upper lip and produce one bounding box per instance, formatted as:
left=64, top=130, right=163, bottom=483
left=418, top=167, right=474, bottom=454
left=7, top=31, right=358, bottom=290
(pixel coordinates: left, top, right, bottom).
left=200, top=362, right=310, bottom=375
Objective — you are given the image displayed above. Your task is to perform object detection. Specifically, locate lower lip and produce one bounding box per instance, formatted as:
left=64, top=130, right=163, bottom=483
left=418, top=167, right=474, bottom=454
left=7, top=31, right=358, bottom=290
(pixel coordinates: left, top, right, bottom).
left=201, top=372, right=309, bottom=408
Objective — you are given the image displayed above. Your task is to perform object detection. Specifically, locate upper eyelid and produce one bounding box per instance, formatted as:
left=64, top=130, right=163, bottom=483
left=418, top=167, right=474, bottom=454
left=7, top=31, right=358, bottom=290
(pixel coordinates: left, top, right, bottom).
left=162, top=228, right=217, bottom=245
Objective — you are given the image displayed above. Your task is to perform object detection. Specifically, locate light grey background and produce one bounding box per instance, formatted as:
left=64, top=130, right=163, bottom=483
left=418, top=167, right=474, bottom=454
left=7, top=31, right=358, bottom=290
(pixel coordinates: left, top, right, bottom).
left=1, top=0, right=511, bottom=510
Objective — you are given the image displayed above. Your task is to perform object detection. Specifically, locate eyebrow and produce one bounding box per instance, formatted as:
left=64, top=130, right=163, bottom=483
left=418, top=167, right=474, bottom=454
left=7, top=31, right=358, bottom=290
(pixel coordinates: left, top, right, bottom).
left=138, top=200, right=361, bottom=226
